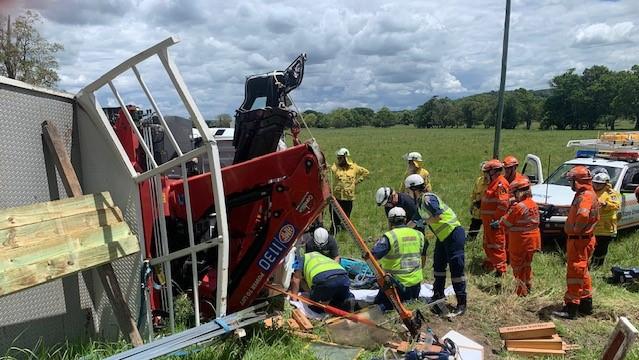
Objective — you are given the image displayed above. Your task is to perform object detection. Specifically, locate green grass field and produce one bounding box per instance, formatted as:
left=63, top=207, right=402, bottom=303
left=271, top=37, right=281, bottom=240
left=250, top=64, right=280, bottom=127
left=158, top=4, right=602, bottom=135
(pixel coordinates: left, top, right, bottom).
left=5, top=127, right=638, bottom=359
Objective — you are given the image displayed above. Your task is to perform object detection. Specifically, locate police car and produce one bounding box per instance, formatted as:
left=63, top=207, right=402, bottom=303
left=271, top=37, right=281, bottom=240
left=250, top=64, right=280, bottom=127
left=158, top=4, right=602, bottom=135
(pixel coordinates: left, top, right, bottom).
left=522, top=132, right=639, bottom=237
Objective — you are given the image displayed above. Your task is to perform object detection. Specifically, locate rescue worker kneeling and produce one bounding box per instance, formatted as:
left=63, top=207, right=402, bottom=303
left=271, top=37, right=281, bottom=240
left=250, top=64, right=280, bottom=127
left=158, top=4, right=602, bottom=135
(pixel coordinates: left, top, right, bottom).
left=492, top=176, right=540, bottom=296
left=371, top=206, right=426, bottom=311
left=405, top=174, right=467, bottom=316
left=290, top=251, right=355, bottom=312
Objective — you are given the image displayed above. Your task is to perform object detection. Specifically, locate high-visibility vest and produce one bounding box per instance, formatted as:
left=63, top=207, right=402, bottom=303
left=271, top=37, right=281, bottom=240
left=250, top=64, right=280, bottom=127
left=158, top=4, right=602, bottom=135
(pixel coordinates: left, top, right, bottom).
left=379, top=227, right=425, bottom=287
left=565, top=186, right=600, bottom=237
left=303, top=252, right=345, bottom=287
left=419, top=193, right=461, bottom=241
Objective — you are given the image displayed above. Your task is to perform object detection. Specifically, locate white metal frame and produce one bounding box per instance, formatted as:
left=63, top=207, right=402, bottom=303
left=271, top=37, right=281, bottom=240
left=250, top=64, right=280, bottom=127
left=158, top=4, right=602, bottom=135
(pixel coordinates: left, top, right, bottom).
left=75, top=37, right=230, bottom=336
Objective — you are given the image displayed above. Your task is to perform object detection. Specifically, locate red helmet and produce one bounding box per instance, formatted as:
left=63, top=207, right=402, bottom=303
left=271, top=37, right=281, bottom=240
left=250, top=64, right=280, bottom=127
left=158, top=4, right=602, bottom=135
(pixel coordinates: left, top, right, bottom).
left=482, top=159, right=503, bottom=172
left=503, top=155, right=519, bottom=168
left=566, top=166, right=592, bottom=182
left=510, top=176, right=531, bottom=192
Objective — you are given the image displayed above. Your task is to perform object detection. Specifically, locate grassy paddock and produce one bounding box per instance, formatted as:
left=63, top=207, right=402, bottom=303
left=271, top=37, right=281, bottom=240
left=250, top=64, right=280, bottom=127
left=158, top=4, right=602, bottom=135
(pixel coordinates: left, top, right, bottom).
left=6, top=127, right=638, bottom=359
left=313, top=126, right=639, bottom=359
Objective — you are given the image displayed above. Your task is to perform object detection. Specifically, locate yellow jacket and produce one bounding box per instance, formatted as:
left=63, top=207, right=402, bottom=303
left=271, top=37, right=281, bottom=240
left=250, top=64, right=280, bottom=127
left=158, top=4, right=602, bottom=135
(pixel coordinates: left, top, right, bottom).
left=400, top=167, right=432, bottom=192
left=331, top=161, right=369, bottom=200
left=470, top=175, right=488, bottom=219
left=594, top=184, right=621, bottom=236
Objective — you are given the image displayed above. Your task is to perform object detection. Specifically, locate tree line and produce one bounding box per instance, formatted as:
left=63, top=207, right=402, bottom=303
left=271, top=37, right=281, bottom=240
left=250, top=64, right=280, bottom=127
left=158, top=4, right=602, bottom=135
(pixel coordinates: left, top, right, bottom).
left=294, top=65, right=639, bottom=130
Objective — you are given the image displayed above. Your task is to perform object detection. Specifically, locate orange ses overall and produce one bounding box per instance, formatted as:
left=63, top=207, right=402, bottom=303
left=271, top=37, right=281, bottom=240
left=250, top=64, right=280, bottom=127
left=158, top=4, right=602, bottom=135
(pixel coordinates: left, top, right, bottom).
left=502, top=197, right=540, bottom=296
left=564, top=181, right=600, bottom=306
left=481, top=175, right=510, bottom=274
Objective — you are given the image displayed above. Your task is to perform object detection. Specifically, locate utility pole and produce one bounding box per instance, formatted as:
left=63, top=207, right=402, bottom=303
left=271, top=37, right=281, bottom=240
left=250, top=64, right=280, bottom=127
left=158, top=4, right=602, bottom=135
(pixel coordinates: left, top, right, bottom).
left=493, top=0, right=511, bottom=159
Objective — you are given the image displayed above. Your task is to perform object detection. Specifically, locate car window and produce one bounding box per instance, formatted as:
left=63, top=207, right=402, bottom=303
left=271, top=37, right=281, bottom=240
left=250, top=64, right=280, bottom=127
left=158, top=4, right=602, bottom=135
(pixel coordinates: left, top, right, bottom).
left=545, top=164, right=621, bottom=186
left=621, top=166, right=639, bottom=192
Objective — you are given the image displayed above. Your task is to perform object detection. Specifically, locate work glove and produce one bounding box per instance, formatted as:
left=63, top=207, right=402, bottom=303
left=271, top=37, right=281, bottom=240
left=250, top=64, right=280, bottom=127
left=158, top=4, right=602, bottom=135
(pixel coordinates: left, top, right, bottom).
left=490, top=220, right=500, bottom=229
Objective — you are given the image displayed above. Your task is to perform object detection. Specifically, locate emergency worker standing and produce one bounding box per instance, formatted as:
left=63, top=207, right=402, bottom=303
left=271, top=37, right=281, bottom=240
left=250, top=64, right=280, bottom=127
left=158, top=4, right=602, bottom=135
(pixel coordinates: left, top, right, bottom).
left=503, top=155, right=525, bottom=184
left=371, top=207, right=426, bottom=311
left=290, top=251, right=355, bottom=312
left=399, top=152, right=432, bottom=193
left=480, top=160, right=510, bottom=276
left=494, top=176, right=539, bottom=296
left=591, top=172, right=621, bottom=268
left=376, top=186, right=424, bottom=232
left=330, top=148, right=369, bottom=233
left=405, top=174, right=467, bottom=316
left=468, top=161, right=488, bottom=241
left=552, top=166, right=600, bottom=319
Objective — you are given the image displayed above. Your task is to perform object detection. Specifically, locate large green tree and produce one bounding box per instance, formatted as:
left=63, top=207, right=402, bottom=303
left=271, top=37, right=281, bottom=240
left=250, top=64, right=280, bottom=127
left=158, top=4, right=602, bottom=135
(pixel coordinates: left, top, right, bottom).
left=0, top=11, right=63, bottom=88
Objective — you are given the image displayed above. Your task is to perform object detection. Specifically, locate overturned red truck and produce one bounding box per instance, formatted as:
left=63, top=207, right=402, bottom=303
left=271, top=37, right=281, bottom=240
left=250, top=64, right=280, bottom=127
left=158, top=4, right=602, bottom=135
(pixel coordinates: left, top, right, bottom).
left=111, top=54, right=330, bottom=321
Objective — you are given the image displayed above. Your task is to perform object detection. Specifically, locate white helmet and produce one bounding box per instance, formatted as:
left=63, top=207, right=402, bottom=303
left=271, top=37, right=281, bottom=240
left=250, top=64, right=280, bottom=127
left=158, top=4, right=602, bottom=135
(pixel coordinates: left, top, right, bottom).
left=376, top=187, right=393, bottom=206
left=403, top=152, right=423, bottom=162
left=404, top=174, right=425, bottom=190
left=592, top=172, right=610, bottom=184
left=336, top=148, right=350, bottom=157
left=313, top=227, right=329, bottom=247
left=388, top=207, right=406, bottom=223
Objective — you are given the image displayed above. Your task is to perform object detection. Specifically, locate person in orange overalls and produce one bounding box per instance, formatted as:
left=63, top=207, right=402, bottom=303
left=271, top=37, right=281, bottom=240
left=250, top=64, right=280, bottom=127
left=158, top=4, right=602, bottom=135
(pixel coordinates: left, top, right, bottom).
left=480, top=159, right=510, bottom=276
left=503, top=155, right=526, bottom=184
left=552, top=166, right=600, bottom=319
left=502, top=155, right=529, bottom=257
left=494, top=176, right=540, bottom=296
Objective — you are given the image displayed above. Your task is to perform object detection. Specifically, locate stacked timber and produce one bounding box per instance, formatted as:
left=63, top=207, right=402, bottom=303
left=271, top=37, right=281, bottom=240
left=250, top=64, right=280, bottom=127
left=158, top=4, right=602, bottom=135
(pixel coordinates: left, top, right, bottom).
left=0, top=192, right=139, bottom=297
left=500, top=322, right=579, bottom=357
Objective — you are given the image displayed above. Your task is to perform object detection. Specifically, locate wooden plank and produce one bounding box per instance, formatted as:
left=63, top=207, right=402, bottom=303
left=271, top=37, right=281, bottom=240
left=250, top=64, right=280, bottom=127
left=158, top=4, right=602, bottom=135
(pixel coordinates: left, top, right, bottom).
left=507, top=346, right=565, bottom=357
left=42, top=120, right=143, bottom=347
left=287, top=318, right=300, bottom=330
left=0, top=192, right=115, bottom=230
left=42, top=121, right=83, bottom=197
left=499, top=322, right=556, bottom=340
left=292, top=309, right=314, bottom=331
left=1, top=208, right=123, bottom=250
left=0, top=222, right=134, bottom=265
left=264, top=315, right=284, bottom=329
left=0, top=235, right=138, bottom=296
left=506, top=337, right=563, bottom=350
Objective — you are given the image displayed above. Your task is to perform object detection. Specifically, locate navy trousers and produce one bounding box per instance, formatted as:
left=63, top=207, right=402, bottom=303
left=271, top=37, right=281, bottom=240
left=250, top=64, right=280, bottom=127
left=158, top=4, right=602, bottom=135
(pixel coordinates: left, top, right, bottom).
left=432, top=226, right=467, bottom=304
left=310, top=274, right=354, bottom=312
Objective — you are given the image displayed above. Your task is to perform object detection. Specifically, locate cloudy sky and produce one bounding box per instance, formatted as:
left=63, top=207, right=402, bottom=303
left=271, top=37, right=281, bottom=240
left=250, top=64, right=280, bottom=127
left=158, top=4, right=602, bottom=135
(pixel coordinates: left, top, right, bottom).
left=5, top=0, right=639, bottom=118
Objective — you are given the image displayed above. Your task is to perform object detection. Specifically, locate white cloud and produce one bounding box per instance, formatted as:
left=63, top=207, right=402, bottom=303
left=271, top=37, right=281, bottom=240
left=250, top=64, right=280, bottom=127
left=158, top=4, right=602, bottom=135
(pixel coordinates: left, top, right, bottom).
left=7, top=0, right=639, bottom=117
left=574, top=21, right=635, bottom=46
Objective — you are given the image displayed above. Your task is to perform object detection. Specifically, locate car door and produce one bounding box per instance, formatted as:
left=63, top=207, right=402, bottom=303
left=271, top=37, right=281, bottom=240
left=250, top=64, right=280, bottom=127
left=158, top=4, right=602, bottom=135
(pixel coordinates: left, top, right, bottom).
left=617, top=164, right=639, bottom=229
left=521, top=154, right=544, bottom=184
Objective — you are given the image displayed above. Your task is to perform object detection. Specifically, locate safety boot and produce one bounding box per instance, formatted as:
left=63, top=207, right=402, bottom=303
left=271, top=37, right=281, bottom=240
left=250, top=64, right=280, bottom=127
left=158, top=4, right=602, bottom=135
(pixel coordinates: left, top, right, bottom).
left=428, top=295, right=446, bottom=316
left=449, top=296, right=466, bottom=317
left=552, top=303, right=578, bottom=319
left=578, top=297, right=593, bottom=315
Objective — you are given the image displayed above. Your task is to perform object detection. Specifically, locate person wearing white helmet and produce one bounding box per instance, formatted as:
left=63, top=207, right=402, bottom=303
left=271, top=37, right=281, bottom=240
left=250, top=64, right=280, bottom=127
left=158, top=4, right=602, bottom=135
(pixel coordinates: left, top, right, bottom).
left=399, top=152, right=432, bottom=193
left=330, top=147, right=369, bottom=234
left=304, top=227, right=340, bottom=262
left=375, top=186, right=424, bottom=233
left=591, top=171, right=621, bottom=268
left=370, top=207, right=426, bottom=311
left=405, top=174, right=467, bottom=316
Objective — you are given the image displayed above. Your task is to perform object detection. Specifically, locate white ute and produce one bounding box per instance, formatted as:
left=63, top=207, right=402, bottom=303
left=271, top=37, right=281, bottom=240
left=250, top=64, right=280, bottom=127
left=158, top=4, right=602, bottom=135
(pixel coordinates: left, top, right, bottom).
left=522, top=132, right=639, bottom=237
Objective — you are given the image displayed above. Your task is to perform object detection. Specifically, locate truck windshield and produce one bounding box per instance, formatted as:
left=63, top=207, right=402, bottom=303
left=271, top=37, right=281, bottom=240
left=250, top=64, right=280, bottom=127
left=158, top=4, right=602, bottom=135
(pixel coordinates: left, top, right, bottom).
left=545, top=164, right=621, bottom=186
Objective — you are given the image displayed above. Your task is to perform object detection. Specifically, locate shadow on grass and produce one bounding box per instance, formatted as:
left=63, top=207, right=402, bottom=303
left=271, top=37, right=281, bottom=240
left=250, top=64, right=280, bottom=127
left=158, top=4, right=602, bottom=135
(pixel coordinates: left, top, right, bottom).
left=467, top=255, right=490, bottom=276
